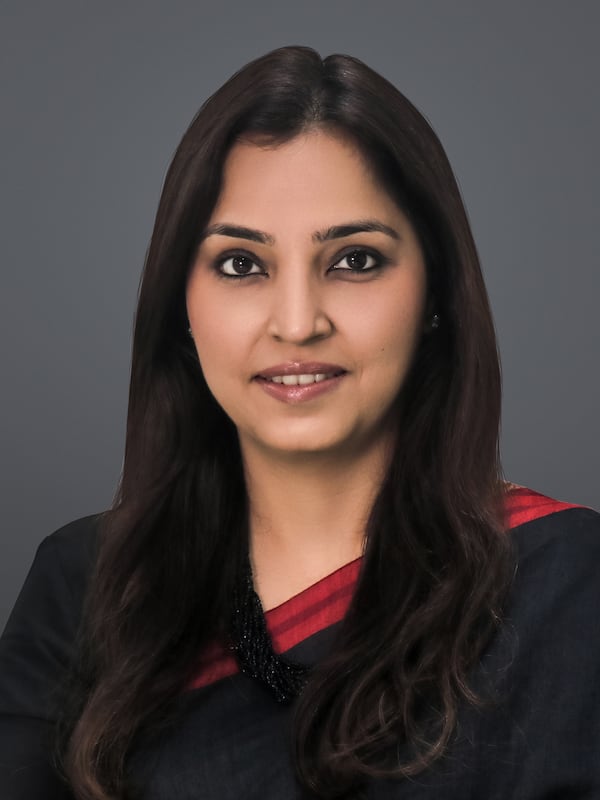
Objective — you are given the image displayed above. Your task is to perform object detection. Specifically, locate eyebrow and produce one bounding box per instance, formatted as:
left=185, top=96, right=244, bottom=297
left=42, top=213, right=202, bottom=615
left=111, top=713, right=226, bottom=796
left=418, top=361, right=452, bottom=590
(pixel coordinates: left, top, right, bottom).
left=200, top=219, right=400, bottom=246
left=313, top=220, right=400, bottom=243
left=200, top=224, right=275, bottom=245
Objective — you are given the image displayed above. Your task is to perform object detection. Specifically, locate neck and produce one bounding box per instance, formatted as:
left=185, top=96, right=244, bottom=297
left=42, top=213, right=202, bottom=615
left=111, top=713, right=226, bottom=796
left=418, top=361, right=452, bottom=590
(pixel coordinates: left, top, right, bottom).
left=241, top=441, right=390, bottom=609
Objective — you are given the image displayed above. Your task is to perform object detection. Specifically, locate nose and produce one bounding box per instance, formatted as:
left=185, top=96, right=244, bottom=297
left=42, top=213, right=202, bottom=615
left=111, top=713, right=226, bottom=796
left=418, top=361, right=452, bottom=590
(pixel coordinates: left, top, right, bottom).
left=266, top=269, right=333, bottom=344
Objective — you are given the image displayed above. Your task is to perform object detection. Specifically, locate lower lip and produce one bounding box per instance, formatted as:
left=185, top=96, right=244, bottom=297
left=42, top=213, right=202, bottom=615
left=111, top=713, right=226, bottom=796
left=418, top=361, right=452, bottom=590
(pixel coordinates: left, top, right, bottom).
left=254, top=374, right=346, bottom=404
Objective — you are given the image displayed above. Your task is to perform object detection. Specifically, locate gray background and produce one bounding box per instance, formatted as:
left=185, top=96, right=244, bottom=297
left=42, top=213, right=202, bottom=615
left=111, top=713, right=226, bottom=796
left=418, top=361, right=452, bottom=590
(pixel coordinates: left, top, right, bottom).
left=1, top=1, right=598, bottom=630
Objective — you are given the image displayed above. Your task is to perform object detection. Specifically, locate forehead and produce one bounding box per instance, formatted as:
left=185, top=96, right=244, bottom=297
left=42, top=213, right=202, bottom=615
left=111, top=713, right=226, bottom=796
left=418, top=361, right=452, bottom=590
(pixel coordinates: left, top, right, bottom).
left=209, top=131, right=403, bottom=229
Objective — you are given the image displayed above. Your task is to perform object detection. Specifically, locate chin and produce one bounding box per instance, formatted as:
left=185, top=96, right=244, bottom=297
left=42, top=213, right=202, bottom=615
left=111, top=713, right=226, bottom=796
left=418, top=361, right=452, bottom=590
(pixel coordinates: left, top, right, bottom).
left=264, top=437, right=345, bottom=457
left=240, top=422, right=342, bottom=455
left=249, top=423, right=370, bottom=460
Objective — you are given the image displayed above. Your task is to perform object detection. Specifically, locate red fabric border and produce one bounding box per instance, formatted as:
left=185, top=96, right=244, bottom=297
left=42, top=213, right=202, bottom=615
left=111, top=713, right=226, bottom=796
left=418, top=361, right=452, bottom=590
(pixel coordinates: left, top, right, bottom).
left=503, top=485, right=581, bottom=529
left=188, top=485, right=583, bottom=691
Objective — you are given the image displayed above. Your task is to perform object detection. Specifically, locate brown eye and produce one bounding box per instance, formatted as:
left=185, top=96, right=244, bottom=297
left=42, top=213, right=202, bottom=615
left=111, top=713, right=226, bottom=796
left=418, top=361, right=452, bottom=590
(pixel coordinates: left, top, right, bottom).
left=219, top=255, right=263, bottom=276
left=331, top=249, right=380, bottom=272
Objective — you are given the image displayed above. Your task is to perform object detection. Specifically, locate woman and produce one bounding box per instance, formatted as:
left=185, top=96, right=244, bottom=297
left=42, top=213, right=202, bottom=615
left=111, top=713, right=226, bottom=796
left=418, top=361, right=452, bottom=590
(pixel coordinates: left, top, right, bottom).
left=1, top=46, right=599, bottom=800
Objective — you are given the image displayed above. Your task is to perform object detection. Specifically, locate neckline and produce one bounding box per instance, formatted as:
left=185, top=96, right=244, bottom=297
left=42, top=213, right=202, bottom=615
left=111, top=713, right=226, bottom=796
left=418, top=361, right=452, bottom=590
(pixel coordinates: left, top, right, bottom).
left=263, top=484, right=582, bottom=623
left=263, top=555, right=363, bottom=615
left=187, top=484, right=584, bottom=692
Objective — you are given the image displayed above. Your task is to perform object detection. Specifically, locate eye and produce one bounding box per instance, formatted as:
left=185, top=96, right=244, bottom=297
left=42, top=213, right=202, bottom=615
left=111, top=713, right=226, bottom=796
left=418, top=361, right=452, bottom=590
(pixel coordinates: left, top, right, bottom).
left=330, top=249, right=381, bottom=273
left=218, top=254, right=265, bottom=277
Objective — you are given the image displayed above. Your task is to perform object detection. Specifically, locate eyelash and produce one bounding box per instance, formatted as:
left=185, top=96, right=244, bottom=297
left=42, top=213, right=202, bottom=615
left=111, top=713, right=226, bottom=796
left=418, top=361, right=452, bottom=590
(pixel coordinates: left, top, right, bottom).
left=214, top=247, right=387, bottom=280
left=215, top=250, right=266, bottom=280
left=330, top=248, right=384, bottom=273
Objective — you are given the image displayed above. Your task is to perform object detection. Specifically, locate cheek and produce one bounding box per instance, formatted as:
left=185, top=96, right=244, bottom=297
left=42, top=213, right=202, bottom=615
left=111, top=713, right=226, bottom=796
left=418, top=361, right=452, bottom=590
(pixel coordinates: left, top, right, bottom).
left=187, top=285, right=245, bottom=365
left=186, top=292, right=226, bottom=382
left=351, top=285, right=426, bottom=361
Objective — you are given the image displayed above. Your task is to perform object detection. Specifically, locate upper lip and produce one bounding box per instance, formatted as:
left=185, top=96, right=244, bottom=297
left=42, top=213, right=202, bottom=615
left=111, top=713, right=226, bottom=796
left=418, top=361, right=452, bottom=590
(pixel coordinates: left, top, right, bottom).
left=255, top=362, right=347, bottom=379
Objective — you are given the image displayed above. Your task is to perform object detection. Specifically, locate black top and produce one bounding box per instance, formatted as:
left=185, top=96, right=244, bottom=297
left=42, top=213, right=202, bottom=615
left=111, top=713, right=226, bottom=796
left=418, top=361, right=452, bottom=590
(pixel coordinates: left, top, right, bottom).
left=1, top=492, right=600, bottom=799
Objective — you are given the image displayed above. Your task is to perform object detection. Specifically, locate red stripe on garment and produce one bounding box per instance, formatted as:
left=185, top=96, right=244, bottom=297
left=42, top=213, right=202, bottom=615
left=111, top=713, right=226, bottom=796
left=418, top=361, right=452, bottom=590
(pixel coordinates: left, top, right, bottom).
left=188, top=485, right=584, bottom=691
left=187, top=642, right=239, bottom=690
left=187, top=559, right=360, bottom=691
left=503, top=485, right=582, bottom=529
left=267, top=559, right=361, bottom=651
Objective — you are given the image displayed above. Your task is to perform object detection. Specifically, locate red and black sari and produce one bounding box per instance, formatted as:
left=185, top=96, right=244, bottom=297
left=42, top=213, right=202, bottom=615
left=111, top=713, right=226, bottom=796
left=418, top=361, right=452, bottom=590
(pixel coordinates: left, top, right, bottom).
left=1, top=486, right=599, bottom=798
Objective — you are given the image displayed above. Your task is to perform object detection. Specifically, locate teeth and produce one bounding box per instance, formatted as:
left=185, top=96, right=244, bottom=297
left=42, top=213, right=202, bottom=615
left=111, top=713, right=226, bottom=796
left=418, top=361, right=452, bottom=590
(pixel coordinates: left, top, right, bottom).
left=268, top=373, right=333, bottom=385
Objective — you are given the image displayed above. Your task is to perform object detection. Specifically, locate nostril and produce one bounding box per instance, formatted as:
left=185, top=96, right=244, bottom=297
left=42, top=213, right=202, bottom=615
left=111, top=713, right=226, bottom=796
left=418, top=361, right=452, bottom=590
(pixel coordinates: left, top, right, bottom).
left=267, top=308, right=334, bottom=344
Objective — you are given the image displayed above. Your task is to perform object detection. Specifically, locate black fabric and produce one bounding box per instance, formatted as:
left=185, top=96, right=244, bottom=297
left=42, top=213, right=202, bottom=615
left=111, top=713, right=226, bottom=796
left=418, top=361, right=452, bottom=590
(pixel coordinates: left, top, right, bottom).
left=1, top=507, right=600, bottom=798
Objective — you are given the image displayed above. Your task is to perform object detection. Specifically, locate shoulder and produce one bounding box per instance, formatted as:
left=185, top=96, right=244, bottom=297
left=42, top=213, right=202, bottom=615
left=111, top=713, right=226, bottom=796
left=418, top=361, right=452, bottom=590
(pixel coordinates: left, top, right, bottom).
left=17, top=513, right=104, bottom=629
left=5, top=512, right=103, bottom=629
left=33, top=512, right=103, bottom=592
left=505, top=483, right=600, bottom=562
left=457, top=490, right=600, bottom=791
left=38, top=510, right=103, bottom=555
left=502, top=485, right=600, bottom=654
left=0, top=513, right=104, bottom=720
left=0, top=515, right=101, bottom=797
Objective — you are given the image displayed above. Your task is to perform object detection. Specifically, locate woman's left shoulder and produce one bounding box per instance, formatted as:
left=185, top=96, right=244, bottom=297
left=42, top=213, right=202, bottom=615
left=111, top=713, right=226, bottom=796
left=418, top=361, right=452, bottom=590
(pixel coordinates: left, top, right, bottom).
left=504, top=482, right=600, bottom=563
left=502, top=485, right=600, bottom=636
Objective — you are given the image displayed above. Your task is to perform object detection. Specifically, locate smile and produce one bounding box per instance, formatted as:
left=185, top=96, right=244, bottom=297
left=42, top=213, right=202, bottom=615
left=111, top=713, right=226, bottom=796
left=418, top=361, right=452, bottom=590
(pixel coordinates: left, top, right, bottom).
left=266, top=373, right=337, bottom=385
left=253, top=363, right=347, bottom=404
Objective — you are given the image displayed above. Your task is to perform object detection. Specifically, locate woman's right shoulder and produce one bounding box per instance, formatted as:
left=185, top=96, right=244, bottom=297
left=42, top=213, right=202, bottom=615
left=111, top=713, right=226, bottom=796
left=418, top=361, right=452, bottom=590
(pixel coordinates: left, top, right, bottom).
left=0, top=514, right=105, bottom=798
left=25, top=513, right=105, bottom=613
left=0, top=513, right=106, bottom=721
left=41, top=511, right=104, bottom=550
left=36, top=512, right=104, bottom=580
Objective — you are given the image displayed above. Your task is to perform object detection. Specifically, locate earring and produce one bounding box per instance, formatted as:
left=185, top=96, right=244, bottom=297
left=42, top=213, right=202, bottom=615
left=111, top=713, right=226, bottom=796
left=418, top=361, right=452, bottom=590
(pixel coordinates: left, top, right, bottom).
left=187, top=326, right=194, bottom=338
left=430, top=313, right=440, bottom=330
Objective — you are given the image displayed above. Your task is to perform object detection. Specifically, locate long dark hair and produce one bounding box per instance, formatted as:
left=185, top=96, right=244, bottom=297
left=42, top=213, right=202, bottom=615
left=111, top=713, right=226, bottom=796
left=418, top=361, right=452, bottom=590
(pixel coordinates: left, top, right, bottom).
left=60, top=46, right=512, bottom=798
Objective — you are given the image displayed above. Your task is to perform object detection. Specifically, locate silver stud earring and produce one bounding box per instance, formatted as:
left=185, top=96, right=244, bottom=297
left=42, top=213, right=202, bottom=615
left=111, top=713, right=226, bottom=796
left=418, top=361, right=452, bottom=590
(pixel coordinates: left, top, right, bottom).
left=187, top=326, right=194, bottom=338
left=430, top=313, right=440, bottom=330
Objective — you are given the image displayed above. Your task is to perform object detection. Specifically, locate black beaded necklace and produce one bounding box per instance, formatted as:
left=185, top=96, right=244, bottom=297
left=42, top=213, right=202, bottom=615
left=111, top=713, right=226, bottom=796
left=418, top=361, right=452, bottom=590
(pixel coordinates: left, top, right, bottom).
left=230, top=554, right=309, bottom=704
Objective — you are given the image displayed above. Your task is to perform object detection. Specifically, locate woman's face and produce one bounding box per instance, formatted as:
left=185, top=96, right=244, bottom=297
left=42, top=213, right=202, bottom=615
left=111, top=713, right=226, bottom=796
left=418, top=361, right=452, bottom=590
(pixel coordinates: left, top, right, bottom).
left=186, top=131, right=428, bottom=462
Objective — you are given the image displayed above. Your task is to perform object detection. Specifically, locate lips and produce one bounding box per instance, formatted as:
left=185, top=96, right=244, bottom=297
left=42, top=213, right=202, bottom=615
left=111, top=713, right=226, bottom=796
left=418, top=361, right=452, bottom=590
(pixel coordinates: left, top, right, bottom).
left=253, top=362, right=347, bottom=404
left=267, top=373, right=335, bottom=385
left=255, top=362, right=347, bottom=381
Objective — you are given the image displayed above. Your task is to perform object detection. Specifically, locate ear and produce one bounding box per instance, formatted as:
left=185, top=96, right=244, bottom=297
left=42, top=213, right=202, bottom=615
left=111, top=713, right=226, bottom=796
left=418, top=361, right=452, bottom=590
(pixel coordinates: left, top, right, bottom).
left=423, top=297, right=440, bottom=334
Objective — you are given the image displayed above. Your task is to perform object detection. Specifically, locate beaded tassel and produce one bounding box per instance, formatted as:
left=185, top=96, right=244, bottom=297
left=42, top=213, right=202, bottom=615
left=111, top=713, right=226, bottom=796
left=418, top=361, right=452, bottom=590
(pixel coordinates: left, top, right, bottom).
left=231, top=556, right=309, bottom=703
